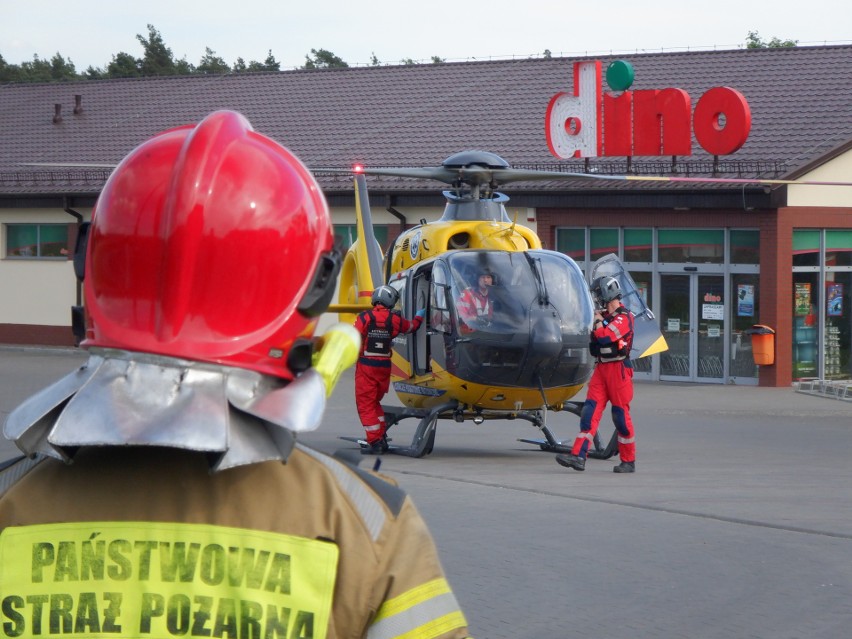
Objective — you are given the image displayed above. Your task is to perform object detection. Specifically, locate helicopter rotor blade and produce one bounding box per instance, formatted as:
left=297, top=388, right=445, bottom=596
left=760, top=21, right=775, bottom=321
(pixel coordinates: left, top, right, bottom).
left=19, top=162, right=118, bottom=169
left=316, top=165, right=852, bottom=189
left=315, top=167, right=459, bottom=184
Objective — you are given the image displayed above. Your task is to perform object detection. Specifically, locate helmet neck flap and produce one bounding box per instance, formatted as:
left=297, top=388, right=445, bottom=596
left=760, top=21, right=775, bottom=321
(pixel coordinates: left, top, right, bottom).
left=4, top=348, right=328, bottom=471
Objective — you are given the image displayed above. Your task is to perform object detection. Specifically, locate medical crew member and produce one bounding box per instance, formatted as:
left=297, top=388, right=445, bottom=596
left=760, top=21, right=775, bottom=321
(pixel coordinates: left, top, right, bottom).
left=0, top=111, right=470, bottom=639
left=457, top=271, right=493, bottom=329
left=556, top=276, right=637, bottom=473
left=354, top=286, right=424, bottom=454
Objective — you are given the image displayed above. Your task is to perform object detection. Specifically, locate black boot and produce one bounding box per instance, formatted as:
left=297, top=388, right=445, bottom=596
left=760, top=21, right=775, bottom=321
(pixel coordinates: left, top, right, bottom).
left=361, top=441, right=385, bottom=455
left=555, top=454, right=585, bottom=471
left=613, top=461, right=635, bottom=473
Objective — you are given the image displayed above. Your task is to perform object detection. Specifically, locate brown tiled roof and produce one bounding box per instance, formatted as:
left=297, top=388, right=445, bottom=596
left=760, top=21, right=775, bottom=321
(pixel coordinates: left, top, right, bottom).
left=2, top=45, right=851, bottom=197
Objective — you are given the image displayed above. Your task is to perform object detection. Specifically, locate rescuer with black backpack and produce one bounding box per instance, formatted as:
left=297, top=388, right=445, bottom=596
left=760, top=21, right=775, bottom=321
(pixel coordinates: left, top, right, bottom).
left=354, top=285, right=425, bottom=454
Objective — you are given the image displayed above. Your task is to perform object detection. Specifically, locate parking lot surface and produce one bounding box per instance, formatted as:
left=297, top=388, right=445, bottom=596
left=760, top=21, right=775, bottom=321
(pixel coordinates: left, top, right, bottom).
left=2, top=346, right=851, bottom=638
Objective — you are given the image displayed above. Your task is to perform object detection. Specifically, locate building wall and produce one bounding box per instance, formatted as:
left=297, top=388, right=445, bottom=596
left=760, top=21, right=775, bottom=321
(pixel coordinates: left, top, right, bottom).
left=0, top=208, right=88, bottom=346
left=787, top=153, right=852, bottom=207
left=760, top=205, right=852, bottom=386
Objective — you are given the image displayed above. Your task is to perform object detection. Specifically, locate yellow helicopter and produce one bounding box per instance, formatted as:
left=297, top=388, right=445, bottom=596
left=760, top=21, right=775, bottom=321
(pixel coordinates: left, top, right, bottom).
left=324, top=150, right=668, bottom=457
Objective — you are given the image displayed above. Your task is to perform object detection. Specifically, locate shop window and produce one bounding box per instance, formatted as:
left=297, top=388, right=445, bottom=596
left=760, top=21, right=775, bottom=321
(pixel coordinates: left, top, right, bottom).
left=629, top=271, right=653, bottom=374
left=334, top=224, right=389, bottom=251
left=824, top=273, right=851, bottom=379
left=826, top=230, right=852, bottom=267
left=792, top=230, right=820, bottom=267
left=623, top=228, right=652, bottom=263
left=792, top=273, right=819, bottom=379
left=730, top=274, right=759, bottom=379
left=730, top=229, right=759, bottom=265
left=5, top=224, right=69, bottom=259
left=658, top=229, right=723, bottom=264
left=555, top=227, right=585, bottom=263
left=590, top=228, right=618, bottom=262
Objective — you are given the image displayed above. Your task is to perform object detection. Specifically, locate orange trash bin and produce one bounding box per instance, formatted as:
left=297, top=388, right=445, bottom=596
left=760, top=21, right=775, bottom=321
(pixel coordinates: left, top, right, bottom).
left=746, top=325, right=775, bottom=366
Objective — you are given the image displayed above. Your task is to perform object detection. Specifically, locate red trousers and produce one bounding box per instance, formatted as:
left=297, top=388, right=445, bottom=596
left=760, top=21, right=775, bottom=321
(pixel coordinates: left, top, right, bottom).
left=571, top=361, right=636, bottom=462
left=355, top=361, right=391, bottom=444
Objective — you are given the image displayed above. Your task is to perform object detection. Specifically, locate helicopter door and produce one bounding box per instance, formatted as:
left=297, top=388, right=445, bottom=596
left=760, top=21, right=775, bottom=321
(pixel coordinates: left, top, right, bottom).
left=412, top=269, right=431, bottom=375
left=590, top=253, right=668, bottom=360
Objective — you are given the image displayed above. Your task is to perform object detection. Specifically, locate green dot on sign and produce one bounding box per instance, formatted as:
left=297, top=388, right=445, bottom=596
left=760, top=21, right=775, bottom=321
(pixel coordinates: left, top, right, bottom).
left=606, top=60, right=634, bottom=91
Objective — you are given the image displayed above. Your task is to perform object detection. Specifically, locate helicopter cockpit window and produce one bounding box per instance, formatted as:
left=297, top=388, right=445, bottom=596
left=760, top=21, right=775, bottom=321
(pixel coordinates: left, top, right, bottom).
left=430, top=263, right=452, bottom=333
left=447, top=250, right=593, bottom=336
left=389, top=279, right=405, bottom=311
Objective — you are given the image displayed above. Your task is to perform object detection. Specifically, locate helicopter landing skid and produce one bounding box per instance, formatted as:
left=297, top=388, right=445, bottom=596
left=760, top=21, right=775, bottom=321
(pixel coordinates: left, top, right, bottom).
left=585, top=429, right=619, bottom=460
left=339, top=401, right=459, bottom=459
left=517, top=400, right=583, bottom=453
left=519, top=428, right=619, bottom=458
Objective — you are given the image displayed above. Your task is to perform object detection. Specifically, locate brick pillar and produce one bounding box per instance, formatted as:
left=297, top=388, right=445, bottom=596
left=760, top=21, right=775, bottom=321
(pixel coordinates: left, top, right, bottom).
left=758, top=208, right=793, bottom=387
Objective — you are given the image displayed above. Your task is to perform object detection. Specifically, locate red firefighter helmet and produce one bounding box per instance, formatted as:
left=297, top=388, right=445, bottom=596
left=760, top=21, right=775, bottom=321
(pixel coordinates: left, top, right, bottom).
left=83, top=110, right=338, bottom=380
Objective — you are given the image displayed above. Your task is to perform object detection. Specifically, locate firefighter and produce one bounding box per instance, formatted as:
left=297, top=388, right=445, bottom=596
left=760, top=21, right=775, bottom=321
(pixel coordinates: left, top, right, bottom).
left=0, top=111, right=470, bottom=639
left=556, top=275, right=637, bottom=473
left=354, top=285, right=425, bottom=454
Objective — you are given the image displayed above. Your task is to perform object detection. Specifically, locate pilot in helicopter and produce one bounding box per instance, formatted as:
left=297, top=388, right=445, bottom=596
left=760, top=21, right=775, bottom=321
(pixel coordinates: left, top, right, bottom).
left=457, top=269, right=495, bottom=330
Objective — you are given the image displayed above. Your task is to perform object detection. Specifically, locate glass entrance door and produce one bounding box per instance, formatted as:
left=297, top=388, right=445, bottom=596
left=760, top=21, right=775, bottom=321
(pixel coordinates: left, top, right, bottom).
left=659, top=274, right=725, bottom=382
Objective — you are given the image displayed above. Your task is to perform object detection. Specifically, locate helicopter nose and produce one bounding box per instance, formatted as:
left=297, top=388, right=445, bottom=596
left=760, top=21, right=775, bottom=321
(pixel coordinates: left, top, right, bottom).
left=529, top=315, right=563, bottom=358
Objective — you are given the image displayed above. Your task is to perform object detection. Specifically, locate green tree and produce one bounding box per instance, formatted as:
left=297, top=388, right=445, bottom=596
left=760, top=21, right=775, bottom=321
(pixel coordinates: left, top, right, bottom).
left=175, top=57, right=194, bottom=74
left=233, top=57, right=248, bottom=72
left=543, top=49, right=552, bottom=59
left=196, top=48, right=228, bottom=74
left=0, top=52, right=17, bottom=82
left=105, top=52, right=142, bottom=78
left=47, top=53, right=78, bottom=80
left=84, top=65, right=105, bottom=80
left=370, top=52, right=381, bottom=66
left=430, top=56, right=445, bottom=64
left=260, top=50, right=280, bottom=71
left=746, top=30, right=798, bottom=48
left=302, top=48, right=348, bottom=69
left=18, top=55, right=53, bottom=82
left=401, top=58, right=416, bottom=66
left=243, top=50, right=280, bottom=72
left=137, top=24, right=177, bottom=75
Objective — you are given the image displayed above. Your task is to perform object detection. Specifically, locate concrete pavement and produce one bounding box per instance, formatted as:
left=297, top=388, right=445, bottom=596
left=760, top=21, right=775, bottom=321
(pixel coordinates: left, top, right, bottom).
left=2, top=346, right=851, bottom=638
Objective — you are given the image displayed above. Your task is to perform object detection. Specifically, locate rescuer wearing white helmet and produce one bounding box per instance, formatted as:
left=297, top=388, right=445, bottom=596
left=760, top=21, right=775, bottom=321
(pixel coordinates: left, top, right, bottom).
left=0, top=111, right=469, bottom=638
left=556, top=275, right=638, bottom=473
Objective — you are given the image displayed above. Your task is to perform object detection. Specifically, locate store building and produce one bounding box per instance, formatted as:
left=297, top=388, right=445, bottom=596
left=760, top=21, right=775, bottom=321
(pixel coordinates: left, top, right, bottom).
left=2, top=45, right=851, bottom=387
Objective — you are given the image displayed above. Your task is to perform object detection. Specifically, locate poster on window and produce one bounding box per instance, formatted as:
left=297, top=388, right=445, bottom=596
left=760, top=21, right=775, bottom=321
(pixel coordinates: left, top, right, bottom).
left=794, top=283, right=812, bottom=316
left=827, top=283, right=843, bottom=317
left=737, top=284, right=754, bottom=317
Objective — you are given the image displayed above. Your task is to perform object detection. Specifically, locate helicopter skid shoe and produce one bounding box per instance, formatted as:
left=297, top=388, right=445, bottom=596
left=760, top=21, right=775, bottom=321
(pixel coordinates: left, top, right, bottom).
left=517, top=437, right=574, bottom=454
left=516, top=409, right=573, bottom=453
left=586, top=429, right=619, bottom=460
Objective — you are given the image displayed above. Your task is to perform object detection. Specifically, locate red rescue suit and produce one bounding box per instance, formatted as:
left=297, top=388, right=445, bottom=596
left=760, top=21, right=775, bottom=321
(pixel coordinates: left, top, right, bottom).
left=354, top=305, right=423, bottom=444
left=571, top=305, right=636, bottom=462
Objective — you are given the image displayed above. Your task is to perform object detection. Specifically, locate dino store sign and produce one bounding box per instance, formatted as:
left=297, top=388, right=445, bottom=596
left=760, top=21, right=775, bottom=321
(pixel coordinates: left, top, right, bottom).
left=545, top=60, right=752, bottom=159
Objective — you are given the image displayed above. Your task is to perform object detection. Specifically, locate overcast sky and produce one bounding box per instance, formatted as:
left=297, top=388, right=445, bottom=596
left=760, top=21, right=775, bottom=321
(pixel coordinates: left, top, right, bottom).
left=1, top=0, right=848, bottom=71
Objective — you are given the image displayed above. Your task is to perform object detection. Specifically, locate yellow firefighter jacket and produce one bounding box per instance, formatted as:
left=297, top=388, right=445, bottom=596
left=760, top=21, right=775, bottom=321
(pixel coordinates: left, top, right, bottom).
left=0, top=445, right=470, bottom=639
